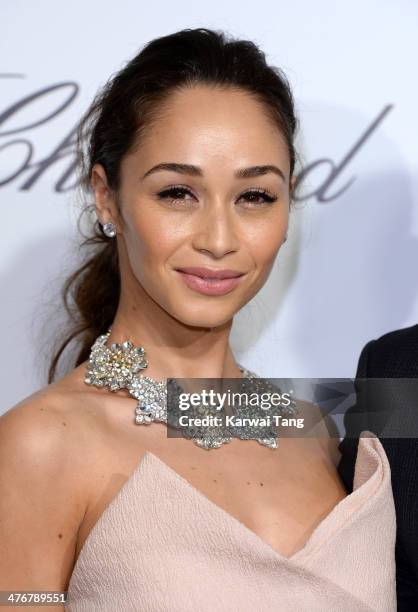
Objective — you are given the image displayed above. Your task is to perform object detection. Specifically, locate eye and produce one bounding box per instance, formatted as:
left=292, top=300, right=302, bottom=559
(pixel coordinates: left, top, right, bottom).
left=155, top=185, right=278, bottom=208
left=155, top=185, right=196, bottom=207
left=237, top=188, right=278, bottom=207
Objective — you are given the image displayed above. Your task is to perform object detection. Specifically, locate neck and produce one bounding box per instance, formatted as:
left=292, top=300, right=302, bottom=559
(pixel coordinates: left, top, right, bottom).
left=108, top=281, right=243, bottom=382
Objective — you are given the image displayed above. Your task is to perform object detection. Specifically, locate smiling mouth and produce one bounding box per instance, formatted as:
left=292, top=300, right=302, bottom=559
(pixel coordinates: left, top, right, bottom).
left=175, top=266, right=245, bottom=279
left=174, top=269, right=246, bottom=296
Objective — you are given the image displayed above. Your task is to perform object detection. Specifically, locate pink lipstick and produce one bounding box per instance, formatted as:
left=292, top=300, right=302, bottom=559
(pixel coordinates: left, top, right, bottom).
left=175, top=267, right=246, bottom=296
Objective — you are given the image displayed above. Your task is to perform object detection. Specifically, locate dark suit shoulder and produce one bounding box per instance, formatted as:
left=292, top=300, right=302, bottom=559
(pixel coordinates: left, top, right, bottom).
left=363, top=324, right=418, bottom=377
left=373, top=323, right=418, bottom=351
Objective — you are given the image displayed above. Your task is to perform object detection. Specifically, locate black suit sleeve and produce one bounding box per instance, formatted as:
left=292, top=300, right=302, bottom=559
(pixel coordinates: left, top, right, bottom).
left=396, top=535, right=418, bottom=611
left=338, top=336, right=418, bottom=609
left=337, top=340, right=374, bottom=492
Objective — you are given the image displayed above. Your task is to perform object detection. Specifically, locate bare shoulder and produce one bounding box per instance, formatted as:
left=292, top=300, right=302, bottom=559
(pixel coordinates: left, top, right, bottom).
left=293, top=398, right=342, bottom=468
left=1, top=367, right=97, bottom=460
left=0, top=372, right=95, bottom=592
left=0, top=387, right=87, bottom=521
left=0, top=359, right=126, bottom=484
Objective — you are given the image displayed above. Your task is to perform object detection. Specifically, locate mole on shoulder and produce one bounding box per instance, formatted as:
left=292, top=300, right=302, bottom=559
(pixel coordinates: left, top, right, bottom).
left=62, top=422, right=67, bottom=426
left=58, top=533, right=63, bottom=539
left=259, top=482, right=264, bottom=487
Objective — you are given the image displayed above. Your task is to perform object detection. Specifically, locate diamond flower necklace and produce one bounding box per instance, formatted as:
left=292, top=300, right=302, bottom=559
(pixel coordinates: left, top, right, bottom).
left=84, top=328, right=297, bottom=450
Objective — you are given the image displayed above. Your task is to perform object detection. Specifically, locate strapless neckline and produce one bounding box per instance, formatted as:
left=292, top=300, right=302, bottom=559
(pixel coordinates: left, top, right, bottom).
left=66, top=429, right=396, bottom=611
left=72, top=430, right=387, bottom=572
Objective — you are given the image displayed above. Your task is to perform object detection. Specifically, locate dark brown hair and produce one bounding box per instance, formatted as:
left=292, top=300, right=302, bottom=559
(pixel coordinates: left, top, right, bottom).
left=47, top=27, right=298, bottom=383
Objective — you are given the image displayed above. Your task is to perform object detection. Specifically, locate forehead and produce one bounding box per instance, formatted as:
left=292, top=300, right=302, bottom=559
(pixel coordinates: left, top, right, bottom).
left=126, top=85, right=290, bottom=175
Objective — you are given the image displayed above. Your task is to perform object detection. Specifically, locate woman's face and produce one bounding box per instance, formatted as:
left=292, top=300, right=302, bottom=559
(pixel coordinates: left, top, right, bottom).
left=95, top=85, right=293, bottom=329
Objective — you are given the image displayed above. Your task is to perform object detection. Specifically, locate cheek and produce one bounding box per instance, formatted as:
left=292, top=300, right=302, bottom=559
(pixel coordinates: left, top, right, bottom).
left=247, top=212, right=288, bottom=267
left=123, top=209, right=182, bottom=278
left=121, top=210, right=197, bottom=321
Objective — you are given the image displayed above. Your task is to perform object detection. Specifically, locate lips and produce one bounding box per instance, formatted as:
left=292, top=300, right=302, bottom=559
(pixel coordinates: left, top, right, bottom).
left=174, top=267, right=246, bottom=296
left=174, top=267, right=244, bottom=280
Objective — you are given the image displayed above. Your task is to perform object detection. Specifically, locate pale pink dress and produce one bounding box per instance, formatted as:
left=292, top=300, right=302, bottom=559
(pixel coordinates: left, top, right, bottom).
left=65, top=431, right=396, bottom=611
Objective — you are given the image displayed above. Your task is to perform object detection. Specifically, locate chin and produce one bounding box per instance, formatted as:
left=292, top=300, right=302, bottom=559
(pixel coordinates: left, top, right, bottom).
left=173, top=307, right=235, bottom=330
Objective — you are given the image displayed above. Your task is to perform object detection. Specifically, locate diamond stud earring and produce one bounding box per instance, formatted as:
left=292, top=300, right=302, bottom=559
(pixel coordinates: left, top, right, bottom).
left=102, top=222, right=117, bottom=238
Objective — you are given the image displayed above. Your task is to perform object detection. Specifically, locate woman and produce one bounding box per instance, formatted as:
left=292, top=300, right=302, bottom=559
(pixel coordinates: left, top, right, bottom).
left=0, top=28, right=396, bottom=611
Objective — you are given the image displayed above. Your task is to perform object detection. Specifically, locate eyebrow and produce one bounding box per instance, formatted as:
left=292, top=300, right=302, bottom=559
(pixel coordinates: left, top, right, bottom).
left=142, top=162, right=286, bottom=183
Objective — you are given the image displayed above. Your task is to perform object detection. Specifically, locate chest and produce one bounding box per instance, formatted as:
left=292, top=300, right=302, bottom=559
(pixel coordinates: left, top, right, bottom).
left=76, top=436, right=347, bottom=562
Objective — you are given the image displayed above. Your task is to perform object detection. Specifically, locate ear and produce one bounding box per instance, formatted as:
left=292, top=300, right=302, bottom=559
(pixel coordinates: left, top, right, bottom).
left=289, top=174, right=297, bottom=197
left=91, top=164, right=119, bottom=228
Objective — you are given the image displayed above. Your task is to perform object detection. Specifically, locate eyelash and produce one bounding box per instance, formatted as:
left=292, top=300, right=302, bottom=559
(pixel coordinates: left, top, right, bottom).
left=155, top=185, right=278, bottom=207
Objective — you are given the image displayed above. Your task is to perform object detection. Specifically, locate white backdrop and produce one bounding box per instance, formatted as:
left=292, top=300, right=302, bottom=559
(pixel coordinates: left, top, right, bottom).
left=1, top=0, right=417, bottom=413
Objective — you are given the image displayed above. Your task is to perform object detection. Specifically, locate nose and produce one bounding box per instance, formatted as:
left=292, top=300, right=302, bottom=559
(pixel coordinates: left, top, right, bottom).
left=192, top=200, right=240, bottom=259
